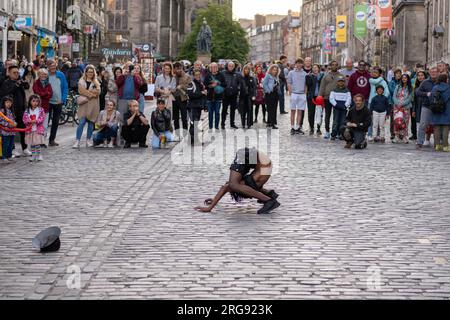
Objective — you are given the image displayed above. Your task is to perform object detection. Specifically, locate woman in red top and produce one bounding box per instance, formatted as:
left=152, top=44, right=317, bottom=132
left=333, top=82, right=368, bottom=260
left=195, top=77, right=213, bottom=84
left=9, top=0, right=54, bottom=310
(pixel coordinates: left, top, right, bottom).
left=254, top=65, right=266, bottom=123
left=32, top=68, right=53, bottom=146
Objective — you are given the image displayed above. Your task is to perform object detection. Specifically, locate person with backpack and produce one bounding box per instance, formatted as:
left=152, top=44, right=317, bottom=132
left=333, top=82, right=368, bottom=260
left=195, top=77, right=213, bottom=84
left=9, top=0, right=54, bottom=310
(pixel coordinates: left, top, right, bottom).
left=415, top=67, right=439, bottom=149
left=430, top=74, right=450, bottom=152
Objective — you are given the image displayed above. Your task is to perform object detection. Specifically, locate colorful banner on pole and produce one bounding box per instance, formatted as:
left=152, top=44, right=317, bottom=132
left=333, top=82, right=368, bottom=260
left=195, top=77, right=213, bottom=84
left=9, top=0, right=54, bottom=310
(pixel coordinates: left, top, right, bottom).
left=354, top=4, right=368, bottom=38
left=336, top=15, right=347, bottom=43
left=377, top=0, right=393, bottom=29
left=322, top=26, right=332, bottom=55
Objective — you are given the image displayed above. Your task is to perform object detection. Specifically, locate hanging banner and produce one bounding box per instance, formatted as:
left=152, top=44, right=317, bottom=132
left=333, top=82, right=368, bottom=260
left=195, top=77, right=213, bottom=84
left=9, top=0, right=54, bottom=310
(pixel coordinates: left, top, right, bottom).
left=322, top=26, right=332, bottom=55
left=367, top=4, right=378, bottom=30
left=336, top=15, right=347, bottom=43
left=377, top=0, right=393, bottom=29
left=354, top=4, right=368, bottom=38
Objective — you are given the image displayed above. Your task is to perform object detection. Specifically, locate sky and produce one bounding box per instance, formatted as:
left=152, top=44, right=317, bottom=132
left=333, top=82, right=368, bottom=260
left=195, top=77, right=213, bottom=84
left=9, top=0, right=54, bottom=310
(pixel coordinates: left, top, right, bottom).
left=233, top=0, right=302, bottom=20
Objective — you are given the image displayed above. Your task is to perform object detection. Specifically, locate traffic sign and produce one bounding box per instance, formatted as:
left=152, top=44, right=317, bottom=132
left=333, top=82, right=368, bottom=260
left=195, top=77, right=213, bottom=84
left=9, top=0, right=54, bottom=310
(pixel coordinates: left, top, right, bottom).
left=72, top=43, right=80, bottom=52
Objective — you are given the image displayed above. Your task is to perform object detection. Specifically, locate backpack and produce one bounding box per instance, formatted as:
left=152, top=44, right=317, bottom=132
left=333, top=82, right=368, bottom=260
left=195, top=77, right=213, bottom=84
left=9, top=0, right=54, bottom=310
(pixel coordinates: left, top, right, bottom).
left=430, top=90, right=446, bottom=113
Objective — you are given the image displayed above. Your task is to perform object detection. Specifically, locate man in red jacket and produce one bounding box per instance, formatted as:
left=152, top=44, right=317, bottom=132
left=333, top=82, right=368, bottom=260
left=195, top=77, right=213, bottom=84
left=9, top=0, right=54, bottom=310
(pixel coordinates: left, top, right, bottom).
left=348, top=60, right=371, bottom=102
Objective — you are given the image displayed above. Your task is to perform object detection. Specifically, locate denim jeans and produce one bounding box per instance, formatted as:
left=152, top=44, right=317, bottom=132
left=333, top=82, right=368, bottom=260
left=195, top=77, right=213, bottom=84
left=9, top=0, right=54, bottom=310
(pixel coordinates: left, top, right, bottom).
left=279, top=84, right=286, bottom=113
left=207, top=100, right=221, bottom=129
left=152, top=131, right=175, bottom=148
left=48, top=103, right=62, bottom=143
left=93, top=125, right=118, bottom=144
left=417, top=107, right=433, bottom=145
left=76, top=117, right=94, bottom=141
left=331, top=108, right=347, bottom=138
left=1, top=135, right=14, bottom=159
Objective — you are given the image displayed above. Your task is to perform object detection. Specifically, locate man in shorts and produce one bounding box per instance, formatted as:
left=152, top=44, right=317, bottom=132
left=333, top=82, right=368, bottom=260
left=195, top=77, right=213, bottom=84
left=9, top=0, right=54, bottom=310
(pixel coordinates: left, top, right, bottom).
left=287, top=58, right=308, bottom=135
left=194, top=147, right=280, bottom=214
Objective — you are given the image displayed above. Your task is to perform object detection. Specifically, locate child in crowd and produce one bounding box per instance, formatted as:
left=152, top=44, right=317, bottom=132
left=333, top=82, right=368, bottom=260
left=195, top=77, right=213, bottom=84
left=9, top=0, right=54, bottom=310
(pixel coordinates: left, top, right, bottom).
left=370, top=85, right=391, bottom=142
left=329, top=75, right=351, bottom=140
left=312, top=96, right=325, bottom=136
left=368, top=67, right=390, bottom=140
left=23, top=95, right=46, bottom=162
left=0, top=96, right=16, bottom=162
left=151, top=99, right=174, bottom=149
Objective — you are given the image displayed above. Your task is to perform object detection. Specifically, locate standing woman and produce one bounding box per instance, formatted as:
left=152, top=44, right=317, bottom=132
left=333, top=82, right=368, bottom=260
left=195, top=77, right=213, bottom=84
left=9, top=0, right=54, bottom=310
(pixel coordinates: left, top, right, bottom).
left=73, top=65, right=101, bottom=148
left=187, top=69, right=207, bottom=144
left=98, top=68, right=109, bottom=111
left=263, top=64, right=280, bottom=129
left=22, top=64, right=36, bottom=102
left=254, top=65, right=266, bottom=123
left=154, top=62, right=176, bottom=112
left=135, top=64, right=148, bottom=113
left=412, top=71, right=427, bottom=143
left=107, top=67, right=122, bottom=105
left=32, top=68, right=53, bottom=146
left=306, top=64, right=323, bottom=135
left=239, top=64, right=256, bottom=129
left=392, top=74, right=413, bottom=143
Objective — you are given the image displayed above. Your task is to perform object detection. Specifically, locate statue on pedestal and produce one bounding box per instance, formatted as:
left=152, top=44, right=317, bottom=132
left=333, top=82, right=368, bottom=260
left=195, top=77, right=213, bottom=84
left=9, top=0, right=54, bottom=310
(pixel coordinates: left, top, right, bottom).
left=197, top=18, right=212, bottom=54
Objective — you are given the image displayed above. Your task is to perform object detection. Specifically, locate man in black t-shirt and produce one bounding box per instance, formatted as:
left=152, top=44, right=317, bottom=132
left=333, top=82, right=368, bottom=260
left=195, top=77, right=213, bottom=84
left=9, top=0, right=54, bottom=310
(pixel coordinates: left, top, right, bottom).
left=121, top=99, right=150, bottom=148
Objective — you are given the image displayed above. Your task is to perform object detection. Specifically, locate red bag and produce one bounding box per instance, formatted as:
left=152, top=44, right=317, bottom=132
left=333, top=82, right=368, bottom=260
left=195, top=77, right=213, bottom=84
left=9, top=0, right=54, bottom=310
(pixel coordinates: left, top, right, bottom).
left=255, top=87, right=265, bottom=105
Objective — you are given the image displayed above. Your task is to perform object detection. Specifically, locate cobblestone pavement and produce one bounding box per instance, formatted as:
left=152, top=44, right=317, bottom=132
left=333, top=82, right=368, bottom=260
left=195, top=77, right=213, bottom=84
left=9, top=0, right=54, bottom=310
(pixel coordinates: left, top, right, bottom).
left=1, top=99, right=450, bottom=300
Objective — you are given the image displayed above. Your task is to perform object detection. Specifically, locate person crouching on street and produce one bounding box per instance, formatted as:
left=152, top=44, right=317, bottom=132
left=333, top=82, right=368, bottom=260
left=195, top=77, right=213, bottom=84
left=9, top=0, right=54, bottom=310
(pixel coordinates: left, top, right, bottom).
left=342, top=94, right=372, bottom=149
left=329, top=75, right=351, bottom=140
left=94, top=100, right=121, bottom=148
left=151, top=99, right=174, bottom=149
left=121, top=99, right=149, bottom=148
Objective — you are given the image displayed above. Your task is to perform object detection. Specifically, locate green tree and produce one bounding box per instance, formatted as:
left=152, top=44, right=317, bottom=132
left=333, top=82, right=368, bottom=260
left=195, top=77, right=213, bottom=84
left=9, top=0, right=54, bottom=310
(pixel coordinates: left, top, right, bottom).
left=178, top=3, right=250, bottom=63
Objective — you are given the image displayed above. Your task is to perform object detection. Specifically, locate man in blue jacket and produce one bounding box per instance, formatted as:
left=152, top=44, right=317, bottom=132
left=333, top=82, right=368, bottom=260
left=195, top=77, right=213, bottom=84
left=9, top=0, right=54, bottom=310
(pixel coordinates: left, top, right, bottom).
left=46, top=59, right=68, bottom=147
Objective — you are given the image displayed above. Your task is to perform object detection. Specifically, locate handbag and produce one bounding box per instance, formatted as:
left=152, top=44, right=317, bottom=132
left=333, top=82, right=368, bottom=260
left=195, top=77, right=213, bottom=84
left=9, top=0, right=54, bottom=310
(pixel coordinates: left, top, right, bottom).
left=77, top=95, right=89, bottom=106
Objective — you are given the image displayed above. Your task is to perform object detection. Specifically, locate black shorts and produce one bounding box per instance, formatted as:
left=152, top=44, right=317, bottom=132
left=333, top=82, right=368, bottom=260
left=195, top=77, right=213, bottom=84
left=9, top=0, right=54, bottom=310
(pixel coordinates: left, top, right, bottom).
left=230, top=174, right=260, bottom=202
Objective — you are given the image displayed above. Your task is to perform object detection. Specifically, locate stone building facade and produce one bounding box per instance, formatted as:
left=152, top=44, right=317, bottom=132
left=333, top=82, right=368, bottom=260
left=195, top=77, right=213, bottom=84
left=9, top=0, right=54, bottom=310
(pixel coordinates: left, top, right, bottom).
left=106, top=0, right=231, bottom=60
left=425, top=0, right=450, bottom=65
left=391, top=0, right=426, bottom=68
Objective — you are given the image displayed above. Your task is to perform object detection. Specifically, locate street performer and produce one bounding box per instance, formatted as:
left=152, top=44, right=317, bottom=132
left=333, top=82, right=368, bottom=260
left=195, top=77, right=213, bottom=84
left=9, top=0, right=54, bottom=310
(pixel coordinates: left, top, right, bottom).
left=195, top=147, right=280, bottom=214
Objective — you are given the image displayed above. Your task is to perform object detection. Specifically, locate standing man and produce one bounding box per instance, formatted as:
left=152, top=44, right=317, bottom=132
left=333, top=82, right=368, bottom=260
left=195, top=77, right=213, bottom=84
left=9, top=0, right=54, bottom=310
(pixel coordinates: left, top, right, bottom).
left=318, top=60, right=343, bottom=139
left=287, top=58, right=308, bottom=135
left=46, top=59, right=68, bottom=147
left=221, top=61, right=240, bottom=129
left=348, top=60, right=371, bottom=102
left=172, top=61, right=192, bottom=135
left=339, top=58, right=356, bottom=83
left=66, top=61, right=83, bottom=93
left=277, top=55, right=289, bottom=115
left=204, top=63, right=226, bottom=130
left=415, top=67, right=439, bottom=149
left=0, top=65, right=30, bottom=156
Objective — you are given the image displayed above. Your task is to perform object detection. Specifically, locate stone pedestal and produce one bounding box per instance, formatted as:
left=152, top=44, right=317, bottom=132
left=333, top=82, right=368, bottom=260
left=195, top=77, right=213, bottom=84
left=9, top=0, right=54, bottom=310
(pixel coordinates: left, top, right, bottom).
left=197, top=53, right=211, bottom=65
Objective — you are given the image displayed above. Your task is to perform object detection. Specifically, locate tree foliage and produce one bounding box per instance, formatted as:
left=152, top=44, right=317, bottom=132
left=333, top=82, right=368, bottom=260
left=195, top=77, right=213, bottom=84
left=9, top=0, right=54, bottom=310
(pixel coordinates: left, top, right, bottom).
left=178, top=4, right=250, bottom=63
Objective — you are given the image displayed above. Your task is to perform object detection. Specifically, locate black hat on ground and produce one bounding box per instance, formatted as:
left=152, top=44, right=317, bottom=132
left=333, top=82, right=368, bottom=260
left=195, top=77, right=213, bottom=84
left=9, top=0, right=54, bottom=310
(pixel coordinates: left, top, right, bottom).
left=32, top=227, right=61, bottom=252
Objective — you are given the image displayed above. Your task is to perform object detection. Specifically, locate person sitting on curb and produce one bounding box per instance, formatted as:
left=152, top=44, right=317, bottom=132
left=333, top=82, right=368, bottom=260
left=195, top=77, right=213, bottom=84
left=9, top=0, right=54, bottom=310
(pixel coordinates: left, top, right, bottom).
left=93, top=100, right=121, bottom=148
left=151, top=99, right=175, bottom=149
left=342, top=94, right=372, bottom=149
left=121, top=99, right=149, bottom=148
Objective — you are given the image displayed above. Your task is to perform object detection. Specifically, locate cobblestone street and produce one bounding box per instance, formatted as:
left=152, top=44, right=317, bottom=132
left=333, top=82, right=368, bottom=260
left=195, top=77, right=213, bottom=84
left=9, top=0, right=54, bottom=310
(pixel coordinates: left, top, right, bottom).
left=1, top=100, right=450, bottom=300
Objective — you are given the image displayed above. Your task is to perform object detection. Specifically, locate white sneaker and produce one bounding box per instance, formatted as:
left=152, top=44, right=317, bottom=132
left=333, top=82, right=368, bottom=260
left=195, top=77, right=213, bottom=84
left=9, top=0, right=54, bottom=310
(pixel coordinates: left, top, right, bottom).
left=73, top=140, right=80, bottom=149
left=37, top=155, right=43, bottom=161
left=108, top=141, right=114, bottom=148
left=23, top=149, right=32, bottom=156
left=368, top=136, right=374, bottom=142
left=86, top=139, right=94, bottom=147
left=29, top=157, right=34, bottom=162
left=13, top=149, right=22, bottom=157
left=424, top=140, right=431, bottom=147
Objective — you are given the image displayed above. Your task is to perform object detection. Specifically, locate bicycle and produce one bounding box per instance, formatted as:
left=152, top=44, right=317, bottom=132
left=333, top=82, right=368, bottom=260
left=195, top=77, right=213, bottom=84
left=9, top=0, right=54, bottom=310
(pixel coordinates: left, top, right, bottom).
left=59, top=90, right=80, bottom=125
